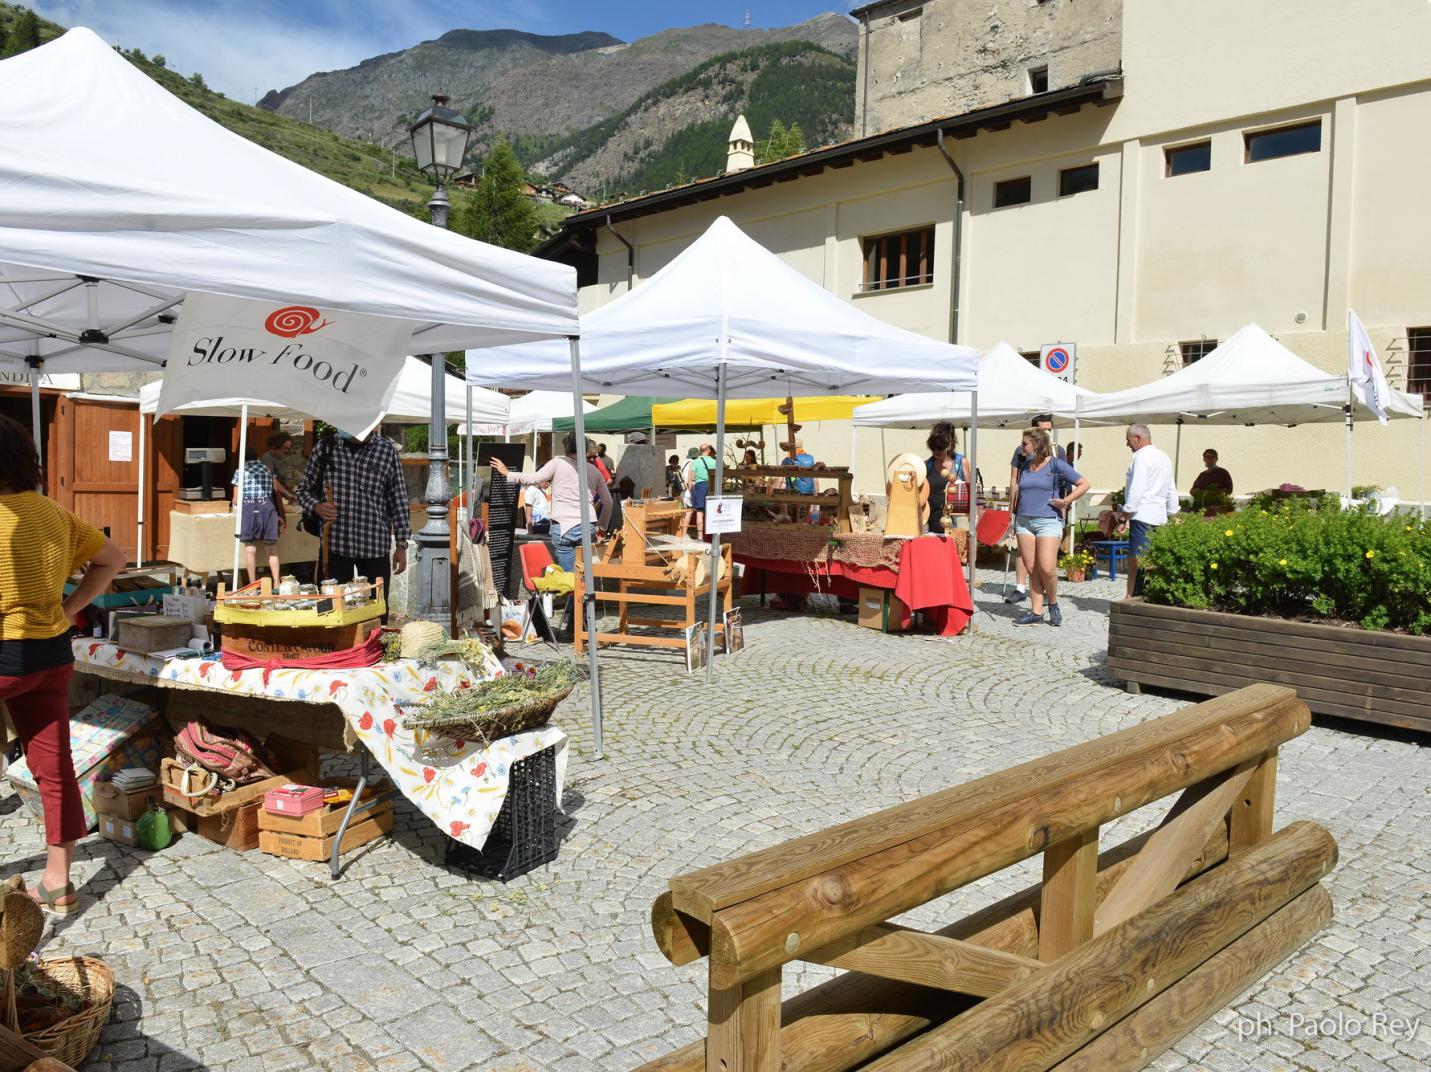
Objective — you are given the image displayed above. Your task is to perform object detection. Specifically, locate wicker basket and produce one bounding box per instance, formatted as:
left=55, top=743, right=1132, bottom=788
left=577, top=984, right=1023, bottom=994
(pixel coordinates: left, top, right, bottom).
left=401, top=685, right=573, bottom=744
left=21, top=956, right=114, bottom=1069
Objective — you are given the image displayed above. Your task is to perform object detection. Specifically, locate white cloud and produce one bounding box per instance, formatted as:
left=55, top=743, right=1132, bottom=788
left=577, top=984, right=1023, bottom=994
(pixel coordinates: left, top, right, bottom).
left=32, top=0, right=551, bottom=104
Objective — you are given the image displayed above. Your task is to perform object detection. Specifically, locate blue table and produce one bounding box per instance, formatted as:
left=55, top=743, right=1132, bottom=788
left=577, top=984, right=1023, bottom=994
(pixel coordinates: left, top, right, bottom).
left=1091, top=540, right=1130, bottom=580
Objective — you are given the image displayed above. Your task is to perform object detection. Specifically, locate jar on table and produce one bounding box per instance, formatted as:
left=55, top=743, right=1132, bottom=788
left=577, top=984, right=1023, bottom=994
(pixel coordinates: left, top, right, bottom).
left=278, top=575, right=300, bottom=597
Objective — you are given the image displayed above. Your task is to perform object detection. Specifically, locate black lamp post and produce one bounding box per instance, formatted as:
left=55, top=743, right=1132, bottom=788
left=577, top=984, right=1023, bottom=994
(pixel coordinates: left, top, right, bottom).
left=407, top=94, right=474, bottom=625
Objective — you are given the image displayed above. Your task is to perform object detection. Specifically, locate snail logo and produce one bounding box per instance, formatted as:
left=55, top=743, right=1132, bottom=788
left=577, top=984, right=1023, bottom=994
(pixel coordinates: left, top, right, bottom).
left=264, top=305, right=331, bottom=339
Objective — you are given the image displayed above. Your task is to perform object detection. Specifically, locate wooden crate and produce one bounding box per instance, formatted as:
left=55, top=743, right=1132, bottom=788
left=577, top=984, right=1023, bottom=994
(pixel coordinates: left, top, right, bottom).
left=171, top=499, right=231, bottom=516
left=257, top=781, right=389, bottom=839
left=160, top=736, right=320, bottom=818
left=193, top=801, right=262, bottom=852
left=259, top=804, right=393, bottom=862
left=1107, top=598, right=1431, bottom=732
left=113, top=615, right=193, bottom=654
left=218, top=618, right=378, bottom=660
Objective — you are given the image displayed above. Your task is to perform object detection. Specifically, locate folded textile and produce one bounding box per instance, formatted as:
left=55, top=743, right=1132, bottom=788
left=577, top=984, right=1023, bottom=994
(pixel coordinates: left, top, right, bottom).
left=219, top=627, right=386, bottom=685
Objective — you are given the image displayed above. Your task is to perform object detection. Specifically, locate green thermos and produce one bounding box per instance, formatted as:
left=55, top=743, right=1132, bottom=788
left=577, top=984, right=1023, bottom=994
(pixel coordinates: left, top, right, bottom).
left=137, top=803, right=172, bottom=851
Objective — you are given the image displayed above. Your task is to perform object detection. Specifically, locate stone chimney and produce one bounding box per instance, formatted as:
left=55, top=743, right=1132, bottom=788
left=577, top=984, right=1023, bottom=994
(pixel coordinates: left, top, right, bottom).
left=726, top=115, right=754, bottom=173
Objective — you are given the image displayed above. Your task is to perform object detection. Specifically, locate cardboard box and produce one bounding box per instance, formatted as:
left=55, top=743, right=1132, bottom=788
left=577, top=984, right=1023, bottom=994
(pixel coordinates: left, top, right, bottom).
left=857, top=587, right=890, bottom=631
left=93, top=780, right=160, bottom=822
left=258, top=804, right=393, bottom=862
left=194, top=801, right=262, bottom=852
left=97, top=814, right=138, bottom=847
left=161, top=736, right=320, bottom=819
left=6, top=696, right=158, bottom=831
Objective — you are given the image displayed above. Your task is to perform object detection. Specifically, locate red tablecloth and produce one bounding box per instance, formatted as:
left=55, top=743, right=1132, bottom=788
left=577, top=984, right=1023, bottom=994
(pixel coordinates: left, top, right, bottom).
left=737, top=535, right=973, bottom=636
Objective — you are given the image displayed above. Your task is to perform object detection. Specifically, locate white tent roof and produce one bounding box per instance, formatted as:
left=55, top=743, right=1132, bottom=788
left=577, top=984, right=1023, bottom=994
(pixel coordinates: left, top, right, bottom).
left=505, top=390, right=595, bottom=435
left=1076, top=322, right=1423, bottom=425
left=137, top=357, right=509, bottom=425
left=467, top=216, right=979, bottom=398
left=852, top=341, right=1095, bottom=428
left=0, top=29, right=576, bottom=376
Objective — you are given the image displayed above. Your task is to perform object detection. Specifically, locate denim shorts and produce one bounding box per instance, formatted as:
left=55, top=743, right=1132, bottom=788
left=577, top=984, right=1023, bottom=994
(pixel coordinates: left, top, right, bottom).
left=1129, top=518, right=1157, bottom=557
left=1015, top=514, right=1063, bottom=538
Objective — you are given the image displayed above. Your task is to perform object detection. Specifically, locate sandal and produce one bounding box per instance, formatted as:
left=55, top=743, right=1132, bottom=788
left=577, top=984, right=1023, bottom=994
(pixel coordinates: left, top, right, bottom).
left=29, top=880, right=78, bottom=916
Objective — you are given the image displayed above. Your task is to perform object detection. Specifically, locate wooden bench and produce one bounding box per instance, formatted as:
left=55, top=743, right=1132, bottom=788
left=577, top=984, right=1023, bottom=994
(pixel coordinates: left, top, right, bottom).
left=637, top=683, right=1335, bottom=1072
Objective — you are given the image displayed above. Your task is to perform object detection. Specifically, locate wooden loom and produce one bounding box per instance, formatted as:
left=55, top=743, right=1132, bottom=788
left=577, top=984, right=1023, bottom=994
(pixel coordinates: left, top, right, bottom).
left=635, top=683, right=1334, bottom=1072
left=572, top=499, right=733, bottom=655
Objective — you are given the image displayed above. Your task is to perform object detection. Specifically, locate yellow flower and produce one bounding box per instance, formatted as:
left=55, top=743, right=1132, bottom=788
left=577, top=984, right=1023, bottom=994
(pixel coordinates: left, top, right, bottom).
left=1279, top=558, right=1288, bottom=566
left=1210, top=562, right=1219, bottom=570
left=1224, top=529, right=1235, bottom=537
left=1364, top=549, right=1376, bottom=559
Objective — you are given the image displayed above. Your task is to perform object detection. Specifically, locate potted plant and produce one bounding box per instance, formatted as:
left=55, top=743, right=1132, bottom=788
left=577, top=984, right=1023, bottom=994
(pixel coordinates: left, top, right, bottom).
left=1189, top=487, right=1235, bottom=516
left=1060, top=547, right=1095, bottom=582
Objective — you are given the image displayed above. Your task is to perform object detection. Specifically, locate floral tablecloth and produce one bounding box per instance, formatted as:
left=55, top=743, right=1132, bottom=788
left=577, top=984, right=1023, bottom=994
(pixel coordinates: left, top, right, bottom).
left=70, top=640, right=567, bottom=851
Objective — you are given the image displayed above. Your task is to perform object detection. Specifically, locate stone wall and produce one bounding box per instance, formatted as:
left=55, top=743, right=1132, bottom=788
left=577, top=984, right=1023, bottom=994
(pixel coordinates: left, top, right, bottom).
left=855, top=0, right=1122, bottom=133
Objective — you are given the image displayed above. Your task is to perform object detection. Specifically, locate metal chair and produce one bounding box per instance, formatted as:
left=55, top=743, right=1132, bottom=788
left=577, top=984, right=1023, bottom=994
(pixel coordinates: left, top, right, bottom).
left=973, top=508, right=1015, bottom=596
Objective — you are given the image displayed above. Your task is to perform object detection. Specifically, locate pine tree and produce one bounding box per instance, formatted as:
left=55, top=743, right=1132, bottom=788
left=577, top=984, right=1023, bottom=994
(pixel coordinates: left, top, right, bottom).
left=758, top=119, right=788, bottom=165
left=1, top=10, right=41, bottom=58
left=786, top=122, right=806, bottom=156
left=458, top=139, right=539, bottom=253
left=189, top=71, right=206, bottom=89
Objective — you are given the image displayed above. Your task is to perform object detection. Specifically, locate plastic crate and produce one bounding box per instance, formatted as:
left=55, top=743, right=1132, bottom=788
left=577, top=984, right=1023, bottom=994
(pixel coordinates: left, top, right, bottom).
left=446, top=744, right=558, bottom=882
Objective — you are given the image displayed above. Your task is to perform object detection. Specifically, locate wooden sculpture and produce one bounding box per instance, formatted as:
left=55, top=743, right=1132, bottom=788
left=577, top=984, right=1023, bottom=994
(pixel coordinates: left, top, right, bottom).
left=884, top=453, right=929, bottom=537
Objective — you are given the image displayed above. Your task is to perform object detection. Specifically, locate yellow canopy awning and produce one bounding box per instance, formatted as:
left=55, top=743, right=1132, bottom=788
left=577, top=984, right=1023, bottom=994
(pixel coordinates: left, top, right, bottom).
left=651, top=396, right=880, bottom=428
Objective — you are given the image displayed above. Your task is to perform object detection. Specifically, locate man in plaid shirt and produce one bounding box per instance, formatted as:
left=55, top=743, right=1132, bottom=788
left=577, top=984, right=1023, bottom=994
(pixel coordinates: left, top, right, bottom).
left=297, top=430, right=409, bottom=608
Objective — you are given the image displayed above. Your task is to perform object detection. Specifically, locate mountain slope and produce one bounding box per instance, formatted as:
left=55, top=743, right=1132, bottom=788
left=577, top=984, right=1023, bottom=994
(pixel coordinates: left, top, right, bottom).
left=261, top=14, right=857, bottom=168
left=536, top=41, right=856, bottom=197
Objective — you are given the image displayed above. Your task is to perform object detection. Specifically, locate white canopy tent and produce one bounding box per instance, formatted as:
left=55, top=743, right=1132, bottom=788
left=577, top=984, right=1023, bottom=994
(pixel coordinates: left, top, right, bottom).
left=1074, top=323, right=1425, bottom=503
left=502, top=390, right=595, bottom=436
left=470, top=216, right=980, bottom=755
left=0, top=27, right=576, bottom=485
left=852, top=341, right=1095, bottom=428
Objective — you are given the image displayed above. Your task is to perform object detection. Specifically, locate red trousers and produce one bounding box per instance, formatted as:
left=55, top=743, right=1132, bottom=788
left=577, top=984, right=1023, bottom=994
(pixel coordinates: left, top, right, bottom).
left=0, top=664, right=87, bottom=845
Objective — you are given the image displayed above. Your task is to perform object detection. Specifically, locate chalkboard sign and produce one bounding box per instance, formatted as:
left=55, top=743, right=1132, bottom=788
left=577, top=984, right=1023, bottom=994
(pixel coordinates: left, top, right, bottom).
left=478, top=443, right=527, bottom=597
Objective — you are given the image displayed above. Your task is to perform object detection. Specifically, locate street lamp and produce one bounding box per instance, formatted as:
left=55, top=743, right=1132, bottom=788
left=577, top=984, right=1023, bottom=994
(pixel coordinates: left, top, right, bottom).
left=407, top=93, right=474, bottom=626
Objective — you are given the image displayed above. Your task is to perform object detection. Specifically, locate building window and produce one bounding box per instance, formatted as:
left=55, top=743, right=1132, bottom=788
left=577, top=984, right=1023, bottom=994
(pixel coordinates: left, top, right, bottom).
left=1020, top=350, right=1041, bottom=366
left=1058, top=163, right=1099, bottom=197
left=1409, top=328, right=1431, bottom=399
left=1244, top=120, right=1322, bottom=163
left=994, top=176, right=1032, bottom=208
left=1180, top=339, right=1218, bottom=365
left=861, top=226, right=935, bottom=291
left=1027, top=65, right=1049, bottom=94
left=1165, top=141, right=1211, bottom=177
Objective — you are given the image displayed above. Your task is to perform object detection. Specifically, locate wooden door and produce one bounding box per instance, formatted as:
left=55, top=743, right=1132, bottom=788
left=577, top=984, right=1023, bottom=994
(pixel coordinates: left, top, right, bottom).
left=65, top=399, right=144, bottom=560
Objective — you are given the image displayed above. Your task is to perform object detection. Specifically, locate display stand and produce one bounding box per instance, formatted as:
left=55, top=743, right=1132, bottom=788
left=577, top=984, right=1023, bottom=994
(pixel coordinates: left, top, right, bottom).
left=734, top=465, right=854, bottom=532
left=572, top=499, right=733, bottom=654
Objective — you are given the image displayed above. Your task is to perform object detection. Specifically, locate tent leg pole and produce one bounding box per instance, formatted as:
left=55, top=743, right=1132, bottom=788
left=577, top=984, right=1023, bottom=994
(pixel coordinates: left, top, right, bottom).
left=1345, top=378, right=1354, bottom=500
left=1174, top=420, right=1182, bottom=486
left=967, top=391, right=978, bottom=624
left=137, top=411, right=146, bottom=568
left=705, top=361, right=728, bottom=683
left=1420, top=413, right=1426, bottom=521
left=28, top=365, right=43, bottom=490
left=1068, top=414, right=1081, bottom=555
left=568, top=338, right=603, bottom=760
left=232, top=404, right=250, bottom=589
left=465, top=385, right=473, bottom=504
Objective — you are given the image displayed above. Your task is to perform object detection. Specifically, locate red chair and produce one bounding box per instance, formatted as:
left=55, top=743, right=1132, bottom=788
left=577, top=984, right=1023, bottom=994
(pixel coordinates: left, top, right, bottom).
left=973, top=508, right=1015, bottom=597
left=517, top=541, right=558, bottom=645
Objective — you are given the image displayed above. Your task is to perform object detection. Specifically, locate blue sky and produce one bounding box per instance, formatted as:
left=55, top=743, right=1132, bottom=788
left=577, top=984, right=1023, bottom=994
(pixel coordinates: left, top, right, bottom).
left=33, top=1, right=855, bottom=104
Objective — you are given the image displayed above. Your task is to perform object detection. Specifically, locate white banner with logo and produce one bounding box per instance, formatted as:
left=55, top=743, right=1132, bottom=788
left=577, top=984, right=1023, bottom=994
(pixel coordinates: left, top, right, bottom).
left=157, top=293, right=413, bottom=434
left=0, top=369, right=81, bottom=390
left=1347, top=309, right=1391, bottom=425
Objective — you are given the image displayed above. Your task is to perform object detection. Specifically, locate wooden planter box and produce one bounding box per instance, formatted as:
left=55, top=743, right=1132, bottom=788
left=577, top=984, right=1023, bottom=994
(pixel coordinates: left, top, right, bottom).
left=1107, top=598, right=1431, bottom=732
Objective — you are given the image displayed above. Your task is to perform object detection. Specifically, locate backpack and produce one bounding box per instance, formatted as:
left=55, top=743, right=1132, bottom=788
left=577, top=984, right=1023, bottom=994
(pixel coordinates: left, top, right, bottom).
left=174, top=721, right=275, bottom=785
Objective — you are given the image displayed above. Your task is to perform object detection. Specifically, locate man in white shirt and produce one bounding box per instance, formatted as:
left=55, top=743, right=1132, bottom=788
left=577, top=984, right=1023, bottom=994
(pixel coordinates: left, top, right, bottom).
left=1118, top=423, right=1178, bottom=596
left=523, top=482, right=552, bottom=533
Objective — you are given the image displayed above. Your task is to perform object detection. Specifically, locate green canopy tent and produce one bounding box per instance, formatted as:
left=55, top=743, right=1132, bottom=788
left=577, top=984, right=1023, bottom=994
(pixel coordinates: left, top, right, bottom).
left=551, top=396, right=674, bottom=434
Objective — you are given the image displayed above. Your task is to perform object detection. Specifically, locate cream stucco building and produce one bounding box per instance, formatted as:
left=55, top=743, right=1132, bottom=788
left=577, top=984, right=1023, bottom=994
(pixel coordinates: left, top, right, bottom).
left=539, top=0, right=1431, bottom=504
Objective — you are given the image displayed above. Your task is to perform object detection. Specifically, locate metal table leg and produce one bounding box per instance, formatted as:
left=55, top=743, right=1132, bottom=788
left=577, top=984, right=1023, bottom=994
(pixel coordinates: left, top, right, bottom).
left=331, top=748, right=378, bottom=880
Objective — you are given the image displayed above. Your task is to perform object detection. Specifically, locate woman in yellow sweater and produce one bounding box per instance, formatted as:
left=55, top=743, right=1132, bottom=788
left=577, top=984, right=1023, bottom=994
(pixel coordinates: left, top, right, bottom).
left=0, top=415, right=125, bottom=914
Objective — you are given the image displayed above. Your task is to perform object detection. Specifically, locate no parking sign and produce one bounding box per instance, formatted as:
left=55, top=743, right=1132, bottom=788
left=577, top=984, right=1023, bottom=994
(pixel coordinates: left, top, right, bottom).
left=1040, top=342, right=1077, bottom=383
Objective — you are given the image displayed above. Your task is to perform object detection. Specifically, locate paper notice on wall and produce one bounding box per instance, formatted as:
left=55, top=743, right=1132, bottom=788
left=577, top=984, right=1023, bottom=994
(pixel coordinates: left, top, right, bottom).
left=157, top=292, right=411, bottom=435
left=108, top=430, right=133, bottom=462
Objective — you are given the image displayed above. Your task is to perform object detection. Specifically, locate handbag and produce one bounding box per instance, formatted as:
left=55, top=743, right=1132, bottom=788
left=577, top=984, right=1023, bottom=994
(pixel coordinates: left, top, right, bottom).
left=174, top=721, right=275, bottom=785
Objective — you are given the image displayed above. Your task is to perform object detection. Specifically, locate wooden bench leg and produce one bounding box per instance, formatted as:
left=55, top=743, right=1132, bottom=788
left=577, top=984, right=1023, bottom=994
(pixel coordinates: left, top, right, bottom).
left=707, top=966, right=780, bottom=1072
left=1039, top=827, right=1098, bottom=961
left=1229, top=749, right=1278, bottom=852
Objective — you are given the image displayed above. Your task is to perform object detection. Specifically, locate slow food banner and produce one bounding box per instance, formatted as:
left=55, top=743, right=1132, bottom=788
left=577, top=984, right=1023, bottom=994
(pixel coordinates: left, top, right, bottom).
left=157, top=293, right=412, bottom=434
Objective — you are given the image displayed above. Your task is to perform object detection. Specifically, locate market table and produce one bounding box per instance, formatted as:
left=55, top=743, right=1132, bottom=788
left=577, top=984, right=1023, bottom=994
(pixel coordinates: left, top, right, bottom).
left=71, top=640, right=567, bottom=877
left=166, top=506, right=319, bottom=580
left=735, top=531, right=974, bottom=636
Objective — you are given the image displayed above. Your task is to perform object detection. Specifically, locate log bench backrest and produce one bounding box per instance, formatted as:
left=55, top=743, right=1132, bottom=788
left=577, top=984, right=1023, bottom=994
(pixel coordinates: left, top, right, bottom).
left=657, top=683, right=1310, bottom=990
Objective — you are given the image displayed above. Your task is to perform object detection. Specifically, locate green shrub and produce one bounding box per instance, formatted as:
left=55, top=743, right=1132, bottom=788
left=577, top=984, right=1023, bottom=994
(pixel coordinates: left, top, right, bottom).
left=1141, top=503, right=1431, bottom=634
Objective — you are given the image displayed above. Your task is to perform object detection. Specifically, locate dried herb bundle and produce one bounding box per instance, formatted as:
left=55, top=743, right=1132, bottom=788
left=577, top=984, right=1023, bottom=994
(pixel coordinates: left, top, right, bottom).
left=402, top=661, right=585, bottom=743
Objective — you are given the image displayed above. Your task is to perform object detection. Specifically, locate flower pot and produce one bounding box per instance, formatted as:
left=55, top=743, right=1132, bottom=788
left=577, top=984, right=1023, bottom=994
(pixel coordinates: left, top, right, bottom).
left=1065, top=570, right=1088, bottom=583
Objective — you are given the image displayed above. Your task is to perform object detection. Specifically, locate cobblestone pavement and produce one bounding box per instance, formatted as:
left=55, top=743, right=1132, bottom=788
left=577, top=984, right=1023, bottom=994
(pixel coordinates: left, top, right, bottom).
left=2, top=571, right=1426, bottom=1072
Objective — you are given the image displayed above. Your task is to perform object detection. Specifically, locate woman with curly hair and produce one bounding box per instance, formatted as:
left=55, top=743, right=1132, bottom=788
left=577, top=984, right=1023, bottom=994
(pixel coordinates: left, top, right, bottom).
left=0, top=414, right=125, bottom=913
